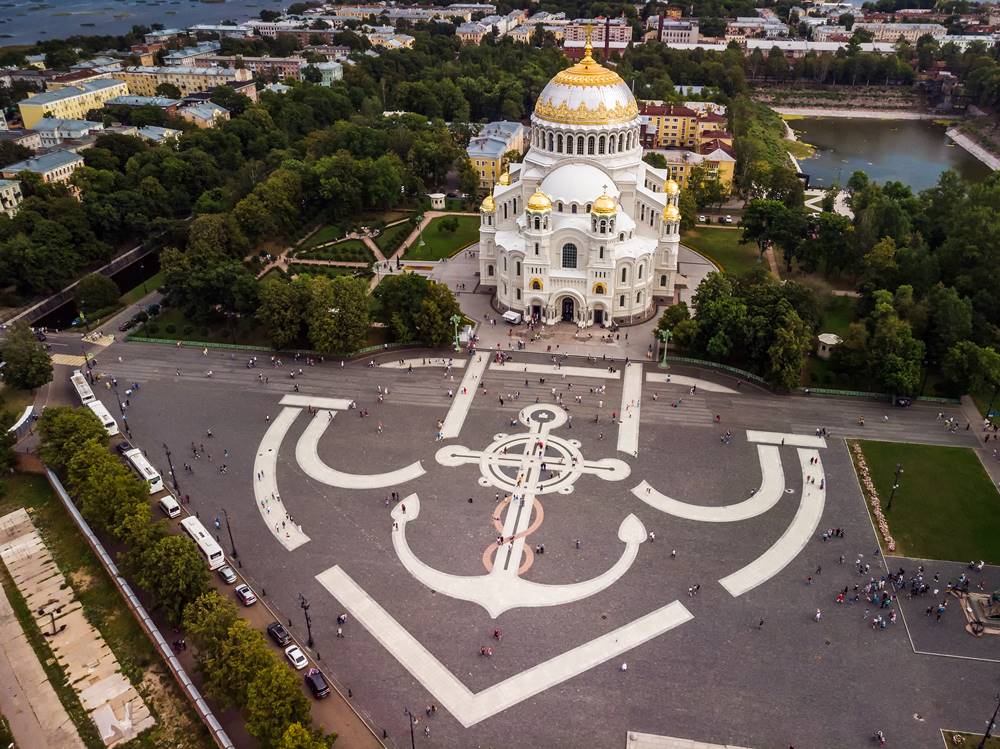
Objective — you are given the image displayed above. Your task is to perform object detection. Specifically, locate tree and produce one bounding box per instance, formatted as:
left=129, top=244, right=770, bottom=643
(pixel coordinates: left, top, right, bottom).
left=67, top=442, right=149, bottom=539
left=0, top=141, right=31, bottom=169
left=135, top=535, right=210, bottom=624
left=74, top=273, right=120, bottom=314
left=943, top=341, right=1000, bottom=395
left=925, top=284, right=972, bottom=364
left=740, top=200, right=788, bottom=259
left=304, top=275, right=370, bottom=355
left=276, top=723, right=334, bottom=749
left=413, top=281, right=461, bottom=347
left=204, top=619, right=274, bottom=707
left=1, top=323, right=53, bottom=390
left=182, top=591, right=240, bottom=667
left=155, top=82, right=182, bottom=99
left=642, top=152, right=667, bottom=169
left=258, top=277, right=305, bottom=349
left=767, top=303, right=812, bottom=390
left=246, top=662, right=312, bottom=749
left=38, top=406, right=108, bottom=470
left=439, top=215, right=459, bottom=233
left=657, top=302, right=689, bottom=332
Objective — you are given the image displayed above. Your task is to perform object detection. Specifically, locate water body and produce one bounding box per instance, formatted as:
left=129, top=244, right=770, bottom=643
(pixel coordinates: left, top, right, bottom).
left=0, top=0, right=262, bottom=46
left=791, top=117, right=992, bottom=192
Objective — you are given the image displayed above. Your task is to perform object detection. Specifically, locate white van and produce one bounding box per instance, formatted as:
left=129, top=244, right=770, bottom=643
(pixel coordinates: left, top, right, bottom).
left=502, top=310, right=522, bottom=325
left=157, top=494, right=181, bottom=519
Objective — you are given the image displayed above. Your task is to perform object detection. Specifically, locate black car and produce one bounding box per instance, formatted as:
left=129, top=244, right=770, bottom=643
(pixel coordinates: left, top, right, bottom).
left=304, top=668, right=330, bottom=699
left=267, top=621, right=292, bottom=647
left=118, top=318, right=138, bottom=332
left=115, top=441, right=133, bottom=456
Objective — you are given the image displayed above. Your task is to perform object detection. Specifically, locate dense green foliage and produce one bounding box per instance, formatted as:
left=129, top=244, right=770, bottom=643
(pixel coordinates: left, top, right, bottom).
left=1, top=323, right=53, bottom=390
left=374, top=274, right=463, bottom=346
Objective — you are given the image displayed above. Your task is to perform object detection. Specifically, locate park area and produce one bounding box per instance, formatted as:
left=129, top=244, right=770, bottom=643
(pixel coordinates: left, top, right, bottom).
left=295, top=239, right=374, bottom=264
left=854, top=440, right=1000, bottom=564
left=403, top=215, right=479, bottom=261
left=682, top=226, right=762, bottom=275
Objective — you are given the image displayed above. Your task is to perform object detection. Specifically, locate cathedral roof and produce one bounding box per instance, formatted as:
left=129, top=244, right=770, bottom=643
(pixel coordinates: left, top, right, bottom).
left=538, top=163, right=618, bottom=208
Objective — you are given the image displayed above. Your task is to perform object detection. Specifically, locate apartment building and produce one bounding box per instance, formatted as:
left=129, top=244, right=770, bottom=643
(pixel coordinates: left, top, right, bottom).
left=726, top=17, right=789, bottom=39
left=104, top=95, right=183, bottom=115
left=647, top=17, right=700, bottom=44
left=177, top=101, right=230, bottom=128
left=0, top=179, right=23, bottom=217
left=466, top=120, right=525, bottom=189
left=0, top=129, right=42, bottom=151
left=119, top=66, right=253, bottom=97
left=47, top=68, right=114, bottom=91
left=192, top=55, right=308, bottom=81
left=18, top=79, right=128, bottom=129
left=31, top=118, right=104, bottom=147
left=852, top=21, right=946, bottom=41
left=2, top=149, right=84, bottom=184
left=163, top=42, right=222, bottom=66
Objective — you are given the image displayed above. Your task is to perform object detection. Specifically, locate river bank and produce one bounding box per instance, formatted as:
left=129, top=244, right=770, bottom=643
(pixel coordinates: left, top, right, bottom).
left=946, top=128, right=1000, bottom=170
left=775, top=107, right=939, bottom=120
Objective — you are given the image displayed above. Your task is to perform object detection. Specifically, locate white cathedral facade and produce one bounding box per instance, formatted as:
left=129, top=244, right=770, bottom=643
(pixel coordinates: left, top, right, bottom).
left=478, top=41, right=682, bottom=327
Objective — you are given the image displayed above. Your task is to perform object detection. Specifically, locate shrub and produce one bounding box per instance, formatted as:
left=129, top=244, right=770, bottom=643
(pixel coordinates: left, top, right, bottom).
left=165, top=324, right=176, bottom=334
left=182, top=325, right=194, bottom=336
left=145, top=323, right=160, bottom=335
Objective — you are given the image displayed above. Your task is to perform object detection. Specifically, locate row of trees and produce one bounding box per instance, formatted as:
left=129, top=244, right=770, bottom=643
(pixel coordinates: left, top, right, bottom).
left=38, top=407, right=332, bottom=748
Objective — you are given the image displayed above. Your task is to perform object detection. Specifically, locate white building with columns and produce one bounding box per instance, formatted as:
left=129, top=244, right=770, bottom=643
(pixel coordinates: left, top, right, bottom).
left=478, top=40, right=682, bottom=327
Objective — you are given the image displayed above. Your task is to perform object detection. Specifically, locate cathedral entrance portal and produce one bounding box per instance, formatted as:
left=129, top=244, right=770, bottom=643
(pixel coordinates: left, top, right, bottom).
left=561, top=297, right=575, bottom=322
left=531, top=304, right=542, bottom=321
left=593, top=308, right=604, bottom=326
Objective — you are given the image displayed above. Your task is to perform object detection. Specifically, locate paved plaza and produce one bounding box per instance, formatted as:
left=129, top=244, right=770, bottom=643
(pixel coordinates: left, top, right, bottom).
left=72, top=338, right=1000, bottom=748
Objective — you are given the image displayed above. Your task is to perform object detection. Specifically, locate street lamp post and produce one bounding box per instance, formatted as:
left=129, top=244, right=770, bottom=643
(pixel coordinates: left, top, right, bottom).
left=298, top=593, right=314, bottom=647
left=885, top=462, right=903, bottom=511
left=450, top=314, right=462, bottom=352
left=657, top=327, right=672, bottom=367
left=403, top=708, right=417, bottom=749
left=222, top=507, right=238, bottom=559
left=978, top=693, right=1000, bottom=749
left=163, top=443, right=180, bottom=493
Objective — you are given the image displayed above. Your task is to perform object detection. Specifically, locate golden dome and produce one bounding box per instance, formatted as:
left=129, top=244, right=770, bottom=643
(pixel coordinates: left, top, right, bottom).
left=550, top=43, right=623, bottom=88
left=498, top=171, right=510, bottom=186
left=664, top=179, right=680, bottom=196
left=526, top=189, right=552, bottom=213
left=480, top=194, right=495, bottom=213
left=591, top=192, right=617, bottom=215
left=662, top=203, right=680, bottom=222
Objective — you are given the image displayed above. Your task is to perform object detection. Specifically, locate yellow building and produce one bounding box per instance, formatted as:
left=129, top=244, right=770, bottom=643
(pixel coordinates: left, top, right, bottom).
left=18, top=79, right=128, bottom=129
left=466, top=120, right=526, bottom=190
left=118, top=66, right=253, bottom=97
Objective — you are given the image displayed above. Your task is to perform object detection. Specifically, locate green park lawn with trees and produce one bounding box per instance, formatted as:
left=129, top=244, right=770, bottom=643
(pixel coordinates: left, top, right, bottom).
left=855, top=440, right=1000, bottom=564
left=375, top=219, right=415, bottom=255
left=404, top=215, right=479, bottom=261
left=682, top=227, right=761, bottom=275
left=295, top=239, right=373, bottom=263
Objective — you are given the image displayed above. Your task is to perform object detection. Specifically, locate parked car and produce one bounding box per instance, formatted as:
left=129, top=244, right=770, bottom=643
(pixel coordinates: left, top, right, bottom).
left=118, top=317, right=138, bottom=332
left=234, top=583, right=257, bottom=606
left=115, top=441, right=133, bottom=456
left=285, top=644, right=308, bottom=670
left=217, top=565, right=237, bottom=584
left=267, top=621, right=292, bottom=647
left=698, top=215, right=707, bottom=223
left=33, top=328, right=46, bottom=342
left=722, top=214, right=734, bottom=224
left=305, top=668, right=331, bottom=698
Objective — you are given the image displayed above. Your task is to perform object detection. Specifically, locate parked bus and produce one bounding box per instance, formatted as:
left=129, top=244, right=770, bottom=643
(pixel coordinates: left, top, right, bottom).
left=86, top=400, right=119, bottom=436
left=70, top=370, right=96, bottom=405
left=122, top=447, right=164, bottom=494
left=179, top=516, right=225, bottom=570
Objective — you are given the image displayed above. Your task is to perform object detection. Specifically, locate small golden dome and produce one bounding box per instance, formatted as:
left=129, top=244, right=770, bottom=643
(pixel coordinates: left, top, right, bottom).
left=591, top=192, right=617, bottom=216
left=481, top=194, right=495, bottom=213
left=664, top=179, right=680, bottom=196
left=662, top=203, right=680, bottom=222
left=526, top=189, right=552, bottom=213
left=498, top=171, right=510, bottom=186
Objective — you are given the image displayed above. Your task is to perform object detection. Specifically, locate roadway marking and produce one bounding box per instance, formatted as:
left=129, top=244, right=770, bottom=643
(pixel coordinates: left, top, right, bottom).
left=617, top=363, right=643, bottom=456
left=440, top=353, right=488, bottom=439
left=279, top=394, right=354, bottom=410
left=746, top=430, right=827, bottom=449
left=495, top=362, right=621, bottom=380
left=295, top=409, right=424, bottom=489
left=253, top=407, right=310, bottom=551
left=316, top=565, right=692, bottom=727
left=645, top=372, right=738, bottom=393
left=51, top=354, right=86, bottom=366
left=718, top=447, right=825, bottom=597
left=632, top=445, right=784, bottom=522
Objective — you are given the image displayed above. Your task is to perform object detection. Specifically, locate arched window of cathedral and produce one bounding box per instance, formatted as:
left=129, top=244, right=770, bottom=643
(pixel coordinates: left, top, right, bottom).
left=488, top=264, right=494, bottom=276
left=600, top=219, right=607, bottom=234
left=558, top=201, right=563, bottom=212
left=660, top=274, right=667, bottom=287
left=503, top=203, right=508, bottom=220
left=618, top=232, right=624, bottom=241
left=587, top=136, right=595, bottom=155
left=503, top=256, right=507, bottom=271
left=531, top=279, right=543, bottom=291
left=502, top=282, right=507, bottom=295
left=514, top=198, right=518, bottom=213
left=534, top=242, right=539, bottom=255
left=557, top=133, right=563, bottom=152
left=548, top=132, right=554, bottom=151
left=516, top=261, right=522, bottom=276
left=636, top=291, right=642, bottom=304
left=599, top=246, right=605, bottom=260
left=638, top=264, right=644, bottom=279
left=619, top=294, right=625, bottom=307
left=562, top=243, right=578, bottom=269
left=620, top=266, right=627, bottom=283
left=618, top=133, right=625, bottom=152
left=577, top=134, right=584, bottom=154
left=593, top=283, right=606, bottom=295
left=571, top=204, right=578, bottom=214
left=516, top=288, right=521, bottom=300
left=566, top=136, right=573, bottom=154
left=640, top=204, right=645, bottom=221
left=608, top=135, right=615, bottom=154
left=586, top=203, right=592, bottom=213
left=534, top=217, right=540, bottom=230
left=598, top=135, right=606, bottom=154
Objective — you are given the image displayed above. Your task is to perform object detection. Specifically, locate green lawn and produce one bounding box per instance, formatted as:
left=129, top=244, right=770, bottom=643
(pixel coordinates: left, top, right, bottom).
left=682, top=227, right=762, bottom=275
left=403, top=215, right=480, bottom=261
left=287, top=264, right=373, bottom=280
left=820, top=295, right=857, bottom=337
left=295, top=239, right=373, bottom=263
left=0, top=473, right=213, bottom=749
left=136, top=307, right=271, bottom=347
left=375, top=220, right=414, bottom=253
left=299, top=224, right=343, bottom=250
left=0, top=385, right=35, bottom=423
left=120, top=271, right=165, bottom=306
left=855, top=440, right=1000, bottom=563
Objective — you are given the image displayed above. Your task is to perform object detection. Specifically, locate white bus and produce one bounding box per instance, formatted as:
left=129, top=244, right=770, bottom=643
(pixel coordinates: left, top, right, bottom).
left=122, top=447, right=164, bottom=494
left=179, top=516, right=225, bottom=570
left=70, top=370, right=96, bottom=405
left=86, top=401, right=119, bottom=436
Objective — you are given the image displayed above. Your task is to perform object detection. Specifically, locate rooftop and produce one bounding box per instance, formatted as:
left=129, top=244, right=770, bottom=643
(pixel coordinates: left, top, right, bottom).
left=3, top=149, right=83, bottom=174
left=24, top=79, right=125, bottom=106
left=106, top=95, right=182, bottom=108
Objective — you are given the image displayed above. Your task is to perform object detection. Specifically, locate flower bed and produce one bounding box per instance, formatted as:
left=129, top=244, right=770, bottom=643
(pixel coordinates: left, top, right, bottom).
left=850, top=441, right=895, bottom=553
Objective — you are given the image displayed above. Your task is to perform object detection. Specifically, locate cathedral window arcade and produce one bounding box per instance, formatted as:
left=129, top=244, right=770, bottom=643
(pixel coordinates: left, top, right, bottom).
left=562, top=243, right=578, bottom=269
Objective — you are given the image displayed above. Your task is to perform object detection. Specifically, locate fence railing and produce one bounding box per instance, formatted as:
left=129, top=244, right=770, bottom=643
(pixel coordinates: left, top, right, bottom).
left=799, top=386, right=960, bottom=404
left=660, top=355, right=768, bottom=386
left=44, top=469, right=235, bottom=749
left=126, top=334, right=428, bottom=358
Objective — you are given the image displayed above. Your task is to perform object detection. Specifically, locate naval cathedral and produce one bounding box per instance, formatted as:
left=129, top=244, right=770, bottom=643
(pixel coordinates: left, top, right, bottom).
left=478, top=39, right=682, bottom=328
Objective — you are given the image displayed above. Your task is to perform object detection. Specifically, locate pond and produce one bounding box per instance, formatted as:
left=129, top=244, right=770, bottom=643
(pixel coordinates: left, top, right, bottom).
left=790, top=117, right=992, bottom=192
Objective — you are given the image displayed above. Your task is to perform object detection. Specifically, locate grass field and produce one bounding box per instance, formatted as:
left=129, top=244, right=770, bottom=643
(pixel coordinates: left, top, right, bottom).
left=138, top=307, right=271, bottom=347
left=855, top=440, right=1000, bottom=564
left=375, top=220, right=414, bottom=253
left=120, top=271, right=165, bottom=306
left=0, top=473, right=212, bottom=749
left=682, top=227, right=761, bottom=276
left=287, top=264, right=373, bottom=280
left=403, top=215, right=479, bottom=261
left=299, top=224, right=343, bottom=250
left=296, top=239, right=373, bottom=264
left=821, top=296, right=857, bottom=338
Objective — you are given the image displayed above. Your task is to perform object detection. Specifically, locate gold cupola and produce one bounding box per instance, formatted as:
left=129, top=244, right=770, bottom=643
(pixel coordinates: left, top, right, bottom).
left=662, top=203, right=680, bottom=222
left=481, top=193, right=496, bottom=213
left=664, top=179, right=680, bottom=196
left=591, top=191, right=617, bottom=216
left=526, top=189, right=552, bottom=213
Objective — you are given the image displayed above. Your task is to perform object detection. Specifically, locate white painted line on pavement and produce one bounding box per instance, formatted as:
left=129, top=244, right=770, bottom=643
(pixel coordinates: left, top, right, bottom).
left=746, top=430, right=827, bottom=449
left=719, top=447, right=825, bottom=597
left=280, top=394, right=354, bottom=410
left=316, top=564, right=692, bottom=727
left=617, top=363, right=642, bottom=456
left=632, top=444, right=784, bottom=522
left=645, top=372, right=738, bottom=393
left=254, top=406, right=310, bottom=551
left=441, top=353, right=489, bottom=439
left=296, top=410, right=424, bottom=489
left=495, top=362, right=620, bottom=379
